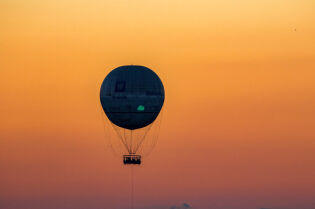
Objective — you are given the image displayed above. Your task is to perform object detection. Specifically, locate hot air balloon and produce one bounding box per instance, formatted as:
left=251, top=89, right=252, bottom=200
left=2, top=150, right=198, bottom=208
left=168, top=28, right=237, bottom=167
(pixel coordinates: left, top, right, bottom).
left=100, top=65, right=165, bottom=165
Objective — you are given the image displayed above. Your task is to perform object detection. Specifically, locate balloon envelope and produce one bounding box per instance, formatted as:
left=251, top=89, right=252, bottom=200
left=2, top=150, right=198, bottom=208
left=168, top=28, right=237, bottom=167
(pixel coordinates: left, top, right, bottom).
left=100, top=65, right=165, bottom=130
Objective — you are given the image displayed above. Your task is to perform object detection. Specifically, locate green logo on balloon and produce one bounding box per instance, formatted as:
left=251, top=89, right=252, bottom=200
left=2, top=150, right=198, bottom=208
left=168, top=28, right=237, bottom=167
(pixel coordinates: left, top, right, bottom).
left=137, top=105, right=145, bottom=111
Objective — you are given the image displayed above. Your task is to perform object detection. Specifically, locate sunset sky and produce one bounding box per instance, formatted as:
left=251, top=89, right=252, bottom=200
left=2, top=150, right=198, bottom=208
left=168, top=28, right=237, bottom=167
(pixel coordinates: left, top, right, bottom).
left=1, top=0, right=315, bottom=209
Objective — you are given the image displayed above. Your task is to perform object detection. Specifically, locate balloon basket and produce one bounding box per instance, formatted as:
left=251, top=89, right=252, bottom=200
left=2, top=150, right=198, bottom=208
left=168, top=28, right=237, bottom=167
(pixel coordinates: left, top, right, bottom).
left=123, top=155, right=141, bottom=165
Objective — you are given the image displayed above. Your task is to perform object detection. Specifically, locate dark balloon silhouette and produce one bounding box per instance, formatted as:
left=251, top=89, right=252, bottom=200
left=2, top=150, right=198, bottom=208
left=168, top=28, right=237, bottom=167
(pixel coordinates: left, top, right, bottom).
left=100, top=65, right=165, bottom=130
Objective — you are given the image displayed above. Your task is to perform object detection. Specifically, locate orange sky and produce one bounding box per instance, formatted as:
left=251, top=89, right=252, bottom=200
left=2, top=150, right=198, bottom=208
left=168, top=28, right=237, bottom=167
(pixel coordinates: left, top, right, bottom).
left=1, top=0, right=315, bottom=209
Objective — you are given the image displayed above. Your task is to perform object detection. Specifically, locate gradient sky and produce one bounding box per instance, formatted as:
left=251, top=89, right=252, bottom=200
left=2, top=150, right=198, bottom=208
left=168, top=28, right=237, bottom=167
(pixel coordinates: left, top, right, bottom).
left=1, top=0, right=315, bottom=209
